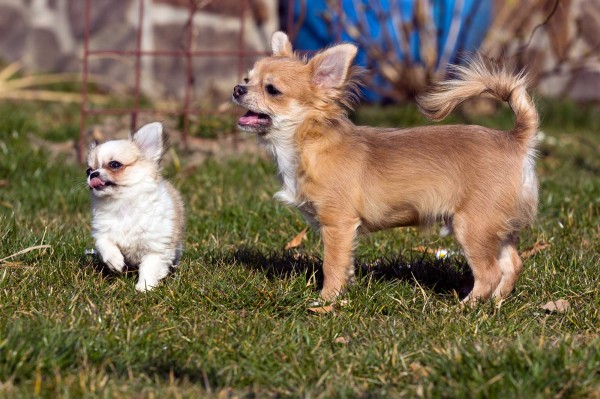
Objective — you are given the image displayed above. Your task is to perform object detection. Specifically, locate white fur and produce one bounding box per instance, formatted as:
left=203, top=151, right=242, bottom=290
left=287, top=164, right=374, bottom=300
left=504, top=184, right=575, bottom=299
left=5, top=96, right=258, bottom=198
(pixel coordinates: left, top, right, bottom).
left=91, top=182, right=181, bottom=291
left=522, top=144, right=538, bottom=199
left=88, top=122, right=184, bottom=291
left=271, top=31, right=292, bottom=56
left=258, top=103, right=306, bottom=207
left=267, top=124, right=299, bottom=205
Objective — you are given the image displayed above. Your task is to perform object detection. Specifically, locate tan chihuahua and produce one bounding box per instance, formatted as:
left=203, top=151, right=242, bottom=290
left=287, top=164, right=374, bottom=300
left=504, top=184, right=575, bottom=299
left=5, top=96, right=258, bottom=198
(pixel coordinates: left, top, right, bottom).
left=233, top=32, right=538, bottom=303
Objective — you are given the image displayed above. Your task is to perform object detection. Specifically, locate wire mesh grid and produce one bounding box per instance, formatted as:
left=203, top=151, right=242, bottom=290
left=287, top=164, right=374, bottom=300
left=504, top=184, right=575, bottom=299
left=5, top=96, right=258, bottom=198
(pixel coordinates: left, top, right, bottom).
left=78, top=0, right=329, bottom=162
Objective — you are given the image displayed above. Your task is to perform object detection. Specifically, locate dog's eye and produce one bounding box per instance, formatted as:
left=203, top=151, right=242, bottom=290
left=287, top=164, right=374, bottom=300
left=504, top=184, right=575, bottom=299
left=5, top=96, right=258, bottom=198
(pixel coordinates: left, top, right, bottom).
left=108, top=161, right=123, bottom=170
left=86, top=168, right=92, bottom=176
left=244, top=77, right=249, bottom=84
left=265, top=84, right=281, bottom=96
left=265, top=84, right=281, bottom=95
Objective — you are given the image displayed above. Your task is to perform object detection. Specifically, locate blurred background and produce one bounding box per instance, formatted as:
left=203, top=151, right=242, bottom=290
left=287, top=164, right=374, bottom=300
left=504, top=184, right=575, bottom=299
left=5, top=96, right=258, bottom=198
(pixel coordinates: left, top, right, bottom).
left=0, top=0, right=598, bottom=160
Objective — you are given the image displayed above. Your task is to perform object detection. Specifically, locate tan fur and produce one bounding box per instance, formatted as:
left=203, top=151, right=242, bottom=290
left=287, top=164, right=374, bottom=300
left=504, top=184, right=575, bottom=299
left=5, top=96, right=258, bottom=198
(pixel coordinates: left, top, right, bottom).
left=234, top=33, right=539, bottom=303
left=165, top=181, right=185, bottom=260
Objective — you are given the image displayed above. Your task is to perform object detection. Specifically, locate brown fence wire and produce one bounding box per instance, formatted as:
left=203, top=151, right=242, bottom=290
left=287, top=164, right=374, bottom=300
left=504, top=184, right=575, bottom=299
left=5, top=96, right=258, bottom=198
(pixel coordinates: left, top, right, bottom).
left=78, top=0, right=343, bottom=163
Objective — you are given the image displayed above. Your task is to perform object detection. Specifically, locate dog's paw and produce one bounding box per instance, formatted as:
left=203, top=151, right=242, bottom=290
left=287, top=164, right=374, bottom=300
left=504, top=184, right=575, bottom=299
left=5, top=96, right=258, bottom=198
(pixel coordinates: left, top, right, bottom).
left=102, top=250, right=125, bottom=273
left=136, top=256, right=170, bottom=292
left=135, top=277, right=159, bottom=292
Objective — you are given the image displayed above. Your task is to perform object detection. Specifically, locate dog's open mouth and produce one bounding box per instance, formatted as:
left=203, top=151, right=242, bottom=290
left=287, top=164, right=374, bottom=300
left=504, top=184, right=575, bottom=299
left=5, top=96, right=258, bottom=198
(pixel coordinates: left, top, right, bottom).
left=238, top=111, right=272, bottom=132
left=89, top=177, right=115, bottom=190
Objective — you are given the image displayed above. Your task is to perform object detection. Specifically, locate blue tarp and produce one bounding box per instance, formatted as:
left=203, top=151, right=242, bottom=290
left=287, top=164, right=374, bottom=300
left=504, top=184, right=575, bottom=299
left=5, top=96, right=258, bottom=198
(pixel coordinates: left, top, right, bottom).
left=286, top=0, right=491, bottom=101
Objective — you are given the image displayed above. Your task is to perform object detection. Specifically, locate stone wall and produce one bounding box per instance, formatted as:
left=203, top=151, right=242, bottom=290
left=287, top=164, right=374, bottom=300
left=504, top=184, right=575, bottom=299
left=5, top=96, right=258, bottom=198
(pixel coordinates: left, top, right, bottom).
left=0, top=0, right=598, bottom=103
left=0, top=0, right=277, bottom=104
left=484, top=0, right=600, bottom=102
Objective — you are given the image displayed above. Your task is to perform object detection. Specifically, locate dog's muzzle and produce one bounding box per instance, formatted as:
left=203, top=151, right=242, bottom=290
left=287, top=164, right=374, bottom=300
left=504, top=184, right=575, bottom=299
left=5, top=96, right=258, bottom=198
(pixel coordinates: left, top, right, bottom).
left=233, top=85, right=248, bottom=101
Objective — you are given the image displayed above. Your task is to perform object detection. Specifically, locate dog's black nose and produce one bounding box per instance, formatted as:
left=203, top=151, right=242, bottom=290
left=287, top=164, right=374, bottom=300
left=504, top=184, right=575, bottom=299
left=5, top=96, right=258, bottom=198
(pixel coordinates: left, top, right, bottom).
left=90, top=171, right=100, bottom=179
left=233, top=85, right=247, bottom=99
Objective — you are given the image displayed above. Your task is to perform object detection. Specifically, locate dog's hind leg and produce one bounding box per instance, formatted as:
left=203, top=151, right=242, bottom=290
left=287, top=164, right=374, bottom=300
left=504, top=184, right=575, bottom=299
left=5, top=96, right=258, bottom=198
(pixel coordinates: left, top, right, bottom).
left=319, top=219, right=360, bottom=301
left=453, top=212, right=503, bottom=304
left=493, top=233, right=523, bottom=299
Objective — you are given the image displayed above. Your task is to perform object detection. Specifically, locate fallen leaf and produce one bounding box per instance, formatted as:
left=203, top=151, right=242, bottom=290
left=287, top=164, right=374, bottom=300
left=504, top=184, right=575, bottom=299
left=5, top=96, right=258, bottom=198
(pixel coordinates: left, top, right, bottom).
left=409, top=362, right=430, bottom=378
left=334, top=336, right=349, bottom=344
left=217, top=388, right=234, bottom=399
left=308, top=305, right=334, bottom=314
left=285, top=227, right=308, bottom=250
left=520, top=240, right=550, bottom=259
left=541, top=299, right=571, bottom=313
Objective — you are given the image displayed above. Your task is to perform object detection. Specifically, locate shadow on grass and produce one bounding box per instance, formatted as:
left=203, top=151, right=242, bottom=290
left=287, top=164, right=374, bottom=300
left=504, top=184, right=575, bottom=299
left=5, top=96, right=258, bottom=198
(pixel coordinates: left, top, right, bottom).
left=231, top=247, right=474, bottom=299
left=78, top=253, right=180, bottom=283
left=80, top=247, right=474, bottom=299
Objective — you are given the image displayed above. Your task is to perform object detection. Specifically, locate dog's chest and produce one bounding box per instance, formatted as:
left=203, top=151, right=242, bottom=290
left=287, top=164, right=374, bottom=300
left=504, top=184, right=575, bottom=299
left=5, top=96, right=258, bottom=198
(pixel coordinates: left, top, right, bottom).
left=92, top=193, right=174, bottom=261
left=274, top=150, right=321, bottom=227
left=270, top=141, right=298, bottom=204
left=264, top=134, right=321, bottom=228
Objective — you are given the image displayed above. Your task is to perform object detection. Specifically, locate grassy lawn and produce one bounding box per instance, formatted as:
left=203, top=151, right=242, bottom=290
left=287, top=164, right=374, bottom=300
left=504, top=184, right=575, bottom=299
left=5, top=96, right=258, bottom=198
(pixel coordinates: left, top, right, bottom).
left=0, top=100, right=599, bottom=398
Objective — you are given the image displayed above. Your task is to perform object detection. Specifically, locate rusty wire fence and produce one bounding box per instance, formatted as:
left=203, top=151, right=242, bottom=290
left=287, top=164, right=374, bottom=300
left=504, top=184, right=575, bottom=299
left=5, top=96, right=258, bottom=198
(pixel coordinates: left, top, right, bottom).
left=78, top=0, right=343, bottom=163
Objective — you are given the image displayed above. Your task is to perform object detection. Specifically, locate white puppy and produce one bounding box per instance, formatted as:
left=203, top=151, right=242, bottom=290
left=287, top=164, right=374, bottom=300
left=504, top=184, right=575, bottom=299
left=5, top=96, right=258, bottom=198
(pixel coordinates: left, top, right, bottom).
left=87, top=122, right=185, bottom=291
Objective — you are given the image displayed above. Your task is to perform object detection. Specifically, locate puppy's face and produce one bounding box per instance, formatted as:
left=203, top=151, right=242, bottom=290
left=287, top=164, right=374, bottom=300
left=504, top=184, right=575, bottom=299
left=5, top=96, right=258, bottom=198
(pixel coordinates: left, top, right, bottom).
left=86, top=122, right=165, bottom=198
left=233, top=57, right=311, bottom=136
left=233, top=32, right=358, bottom=137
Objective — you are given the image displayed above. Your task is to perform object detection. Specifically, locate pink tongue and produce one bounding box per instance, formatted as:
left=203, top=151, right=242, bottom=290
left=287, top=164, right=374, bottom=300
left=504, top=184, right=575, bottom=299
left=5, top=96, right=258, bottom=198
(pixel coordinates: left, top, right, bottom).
left=90, top=177, right=105, bottom=189
left=239, top=112, right=262, bottom=125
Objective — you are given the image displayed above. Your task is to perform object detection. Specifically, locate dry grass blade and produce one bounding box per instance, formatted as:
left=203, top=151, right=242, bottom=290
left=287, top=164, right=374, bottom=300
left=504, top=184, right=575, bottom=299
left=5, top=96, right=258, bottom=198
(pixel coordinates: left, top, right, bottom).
left=0, top=61, right=22, bottom=81
left=0, top=261, right=32, bottom=269
left=0, top=245, right=52, bottom=263
left=0, top=63, right=111, bottom=104
left=0, top=90, right=108, bottom=104
left=412, top=245, right=437, bottom=254
left=285, top=227, right=308, bottom=250
left=520, top=240, right=550, bottom=259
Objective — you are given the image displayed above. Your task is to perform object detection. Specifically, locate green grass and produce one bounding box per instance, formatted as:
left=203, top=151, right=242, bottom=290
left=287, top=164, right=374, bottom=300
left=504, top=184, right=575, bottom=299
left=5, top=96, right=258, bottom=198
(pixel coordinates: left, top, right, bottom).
left=0, top=100, right=599, bottom=398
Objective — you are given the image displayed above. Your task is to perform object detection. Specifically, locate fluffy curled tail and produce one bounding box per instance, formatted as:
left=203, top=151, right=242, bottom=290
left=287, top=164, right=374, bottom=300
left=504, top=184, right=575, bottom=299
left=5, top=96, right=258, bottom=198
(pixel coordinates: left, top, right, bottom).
left=417, top=56, right=538, bottom=150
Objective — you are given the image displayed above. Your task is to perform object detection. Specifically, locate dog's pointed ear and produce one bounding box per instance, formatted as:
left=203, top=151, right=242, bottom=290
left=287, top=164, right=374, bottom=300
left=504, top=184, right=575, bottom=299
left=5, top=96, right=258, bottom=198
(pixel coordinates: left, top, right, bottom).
left=131, top=122, right=165, bottom=163
left=309, top=44, right=358, bottom=88
left=271, top=31, right=293, bottom=57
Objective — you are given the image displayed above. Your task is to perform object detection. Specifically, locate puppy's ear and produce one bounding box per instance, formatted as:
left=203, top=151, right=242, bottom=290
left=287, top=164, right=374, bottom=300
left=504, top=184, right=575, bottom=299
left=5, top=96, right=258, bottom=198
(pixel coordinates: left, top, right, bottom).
left=309, top=44, right=358, bottom=88
left=271, top=31, right=293, bottom=57
left=131, top=122, right=165, bottom=163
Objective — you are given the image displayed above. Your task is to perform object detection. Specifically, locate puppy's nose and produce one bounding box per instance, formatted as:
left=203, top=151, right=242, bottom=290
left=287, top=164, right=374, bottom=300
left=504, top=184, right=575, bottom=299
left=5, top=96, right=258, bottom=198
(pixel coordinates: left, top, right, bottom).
left=90, top=171, right=100, bottom=179
left=233, top=85, right=247, bottom=99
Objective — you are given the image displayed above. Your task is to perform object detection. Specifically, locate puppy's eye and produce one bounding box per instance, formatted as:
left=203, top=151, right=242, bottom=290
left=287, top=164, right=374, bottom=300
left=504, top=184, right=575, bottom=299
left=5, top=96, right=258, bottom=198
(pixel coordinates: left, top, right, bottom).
left=108, top=161, right=123, bottom=170
left=86, top=168, right=92, bottom=176
left=265, top=84, right=281, bottom=96
left=244, top=77, right=249, bottom=84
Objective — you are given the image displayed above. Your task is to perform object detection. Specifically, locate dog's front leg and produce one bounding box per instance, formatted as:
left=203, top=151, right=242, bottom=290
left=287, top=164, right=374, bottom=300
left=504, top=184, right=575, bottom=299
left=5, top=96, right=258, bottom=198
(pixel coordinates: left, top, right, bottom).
left=320, top=222, right=358, bottom=301
left=136, top=253, right=171, bottom=292
left=95, top=237, right=125, bottom=273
